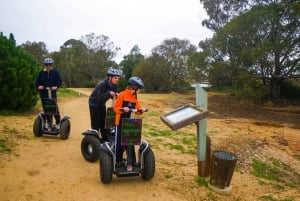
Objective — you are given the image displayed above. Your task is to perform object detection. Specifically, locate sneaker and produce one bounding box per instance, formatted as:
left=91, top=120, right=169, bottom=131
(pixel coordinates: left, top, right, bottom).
left=127, top=164, right=133, bottom=171
left=56, top=124, right=60, bottom=130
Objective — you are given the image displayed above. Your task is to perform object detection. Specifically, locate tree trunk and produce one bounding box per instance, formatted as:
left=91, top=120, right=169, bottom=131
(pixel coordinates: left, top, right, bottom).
left=271, top=77, right=282, bottom=99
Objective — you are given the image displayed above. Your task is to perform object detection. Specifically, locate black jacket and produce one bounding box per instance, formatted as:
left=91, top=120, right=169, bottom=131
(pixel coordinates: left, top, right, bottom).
left=89, top=79, right=117, bottom=107
left=35, top=68, right=62, bottom=99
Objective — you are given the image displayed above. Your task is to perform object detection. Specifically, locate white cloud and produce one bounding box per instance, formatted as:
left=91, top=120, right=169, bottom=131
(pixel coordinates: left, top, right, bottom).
left=0, top=0, right=213, bottom=62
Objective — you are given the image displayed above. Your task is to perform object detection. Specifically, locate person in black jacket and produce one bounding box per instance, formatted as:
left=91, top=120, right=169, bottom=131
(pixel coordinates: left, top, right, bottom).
left=35, top=58, right=62, bottom=131
left=88, top=68, right=121, bottom=141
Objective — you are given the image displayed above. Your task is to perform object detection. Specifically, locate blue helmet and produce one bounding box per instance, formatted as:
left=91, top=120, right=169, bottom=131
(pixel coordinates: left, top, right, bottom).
left=128, top=77, right=144, bottom=88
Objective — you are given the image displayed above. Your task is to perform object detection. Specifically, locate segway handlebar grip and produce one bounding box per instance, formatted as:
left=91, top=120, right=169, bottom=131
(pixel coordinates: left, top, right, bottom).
left=119, top=108, right=148, bottom=113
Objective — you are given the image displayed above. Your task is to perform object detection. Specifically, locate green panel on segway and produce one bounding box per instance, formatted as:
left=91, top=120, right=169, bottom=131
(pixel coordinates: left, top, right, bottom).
left=105, top=107, right=116, bottom=129
left=121, top=118, right=142, bottom=146
left=42, top=98, right=57, bottom=113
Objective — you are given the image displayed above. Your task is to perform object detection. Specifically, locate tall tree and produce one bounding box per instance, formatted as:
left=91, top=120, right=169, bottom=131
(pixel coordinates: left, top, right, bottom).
left=119, top=45, right=145, bottom=80
left=0, top=32, right=40, bottom=111
left=187, top=51, right=210, bottom=83
left=133, top=53, right=169, bottom=92
left=200, top=0, right=260, bottom=31
left=80, top=33, right=120, bottom=83
left=152, top=38, right=197, bottom=91
left=212, top=2, right=300, bottom=98
left=54, top=39, right=89, bottom=87
left=21, top=41, right=48, bottom=65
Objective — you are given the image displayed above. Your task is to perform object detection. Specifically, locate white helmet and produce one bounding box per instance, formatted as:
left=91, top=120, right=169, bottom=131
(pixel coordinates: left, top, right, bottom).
left=44, top=58, right=54, bottom=65
left=107, top=68, right=122, bottom=76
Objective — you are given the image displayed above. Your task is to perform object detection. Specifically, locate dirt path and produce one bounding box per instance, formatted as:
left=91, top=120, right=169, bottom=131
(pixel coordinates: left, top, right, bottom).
left=1, top=89, right=300, bottom=201
left=0, top=90, right=192, bottom=201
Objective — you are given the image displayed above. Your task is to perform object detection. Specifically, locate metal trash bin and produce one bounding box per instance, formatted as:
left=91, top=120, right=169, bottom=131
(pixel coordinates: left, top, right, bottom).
left=209, top=150, right=237, bottom=189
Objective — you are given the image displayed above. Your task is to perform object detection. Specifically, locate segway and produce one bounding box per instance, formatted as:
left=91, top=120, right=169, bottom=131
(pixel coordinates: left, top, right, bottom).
left=99, top=108, right=155, bottom=184
left=81, top=97, right=116, bottom=162
left=33, top=88, right=71, bottom=139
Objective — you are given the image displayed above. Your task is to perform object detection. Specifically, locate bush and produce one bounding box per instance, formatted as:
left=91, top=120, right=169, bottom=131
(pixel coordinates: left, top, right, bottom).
left=0, top=32, right=40, bottom=111
left=280, top=80, right=300, bottom=99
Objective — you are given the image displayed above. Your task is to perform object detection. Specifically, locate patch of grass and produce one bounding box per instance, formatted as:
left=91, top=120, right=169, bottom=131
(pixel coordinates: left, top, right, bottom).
left=147, top=111, right=161, bottom=117
left=259, top=195, right=277, bottom=201
left=252, top=158, right=300, bottom=189
left=147, top=128, right=172, bottom=137
left=259, top=195, right=294, bottom=201
left=168, top=143, right=185, bottom=153
left=58, top=87, right=84, bottom=97
left=182, top=136, right=196, bottom=145
left=0, top=138, right=12, bottom=153
left=0, top=110, right=21, bottom=116
left=196, top=176, right=208, bottom=187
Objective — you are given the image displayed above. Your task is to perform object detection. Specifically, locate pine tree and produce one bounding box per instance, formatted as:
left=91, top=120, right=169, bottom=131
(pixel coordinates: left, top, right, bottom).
left=0, top=32, right=40, bottom=111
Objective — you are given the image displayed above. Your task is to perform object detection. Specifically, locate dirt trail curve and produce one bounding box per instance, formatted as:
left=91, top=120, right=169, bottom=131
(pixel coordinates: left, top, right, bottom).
left=0, top=89, right=194, bottom=201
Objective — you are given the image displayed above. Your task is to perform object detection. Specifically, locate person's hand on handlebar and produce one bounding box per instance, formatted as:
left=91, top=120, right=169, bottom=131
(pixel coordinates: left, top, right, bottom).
left=109, top=91, right=117, bottom=97
left=139, top=107, right=147, bottom=112
left=122, top=107, right=130, bottom=113
left=38, top=85, right=44, bottom=90
left=120, top=107, right=148, bottom=113
left=51, top=86, right=58, bottom=91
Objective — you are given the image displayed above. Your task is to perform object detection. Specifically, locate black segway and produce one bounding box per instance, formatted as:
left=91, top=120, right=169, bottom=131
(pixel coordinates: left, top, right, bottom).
left=99, top=108, right=155, bottom=184
left=81, top=97, right=116, bottom=162
left=33, top=88, right=71, bottom=139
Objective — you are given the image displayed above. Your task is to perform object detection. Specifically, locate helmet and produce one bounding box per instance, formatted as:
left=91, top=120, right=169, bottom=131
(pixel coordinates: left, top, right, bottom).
left=128, top=77, right=144, bottom=88
left=44, top=58, right=54, bottom=65
left=107, top=68, right=122, bottom=76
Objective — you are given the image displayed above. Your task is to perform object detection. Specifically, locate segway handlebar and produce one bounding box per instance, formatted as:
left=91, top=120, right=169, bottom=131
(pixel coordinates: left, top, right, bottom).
left=119, top=108, right=148, bottom=113
left=45, top=87, right=52, bottom=98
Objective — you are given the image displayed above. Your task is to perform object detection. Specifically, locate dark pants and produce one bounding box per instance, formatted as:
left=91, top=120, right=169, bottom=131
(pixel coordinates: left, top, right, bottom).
left=89, top=105, right=108, bottom=141
left=42, top=98, right=60, bottom=125
left=115, top=125, right=136, bottom=165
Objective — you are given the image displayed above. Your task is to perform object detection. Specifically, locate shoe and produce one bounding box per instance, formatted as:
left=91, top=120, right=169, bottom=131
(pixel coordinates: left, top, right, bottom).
left=127, top=164, right=133, bottom=171
left=56, top=124, right=60, bottom=130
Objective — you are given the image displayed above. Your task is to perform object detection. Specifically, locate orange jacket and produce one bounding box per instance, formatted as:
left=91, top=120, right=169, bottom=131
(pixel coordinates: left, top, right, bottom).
left=114, top=88, right=141, bottom=125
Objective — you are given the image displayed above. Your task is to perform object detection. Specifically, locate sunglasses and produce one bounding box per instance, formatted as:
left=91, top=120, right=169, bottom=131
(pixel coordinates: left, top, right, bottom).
left=45, top=63, right=53, bottom=66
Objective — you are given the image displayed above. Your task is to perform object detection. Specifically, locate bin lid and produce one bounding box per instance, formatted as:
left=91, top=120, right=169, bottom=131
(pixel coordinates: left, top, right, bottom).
left=213, top=150, right=237, bottom=161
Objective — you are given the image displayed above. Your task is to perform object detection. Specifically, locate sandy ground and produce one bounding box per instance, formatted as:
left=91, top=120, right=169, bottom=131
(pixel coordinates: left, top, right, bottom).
left=0, top=89, right=300, bottom=201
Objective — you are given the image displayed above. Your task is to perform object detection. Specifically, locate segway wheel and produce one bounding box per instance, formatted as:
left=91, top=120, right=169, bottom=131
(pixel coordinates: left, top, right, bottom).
left=81, top=135, right=100, bottom=162
left=60, top=119, right=71, bottom=140
left=33, top=117, right=43, bottom=137
left=141, top=149, right=155, bottom=180
left=99, top=151, right=113, bottom=184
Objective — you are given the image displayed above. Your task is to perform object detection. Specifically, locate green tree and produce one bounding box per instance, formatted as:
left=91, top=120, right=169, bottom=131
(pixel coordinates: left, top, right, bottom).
left=80, top=33, right=119, bottom=85
left=187, top=51, right=210, bottom=84
left=151, top=38, right=197, bottom=91
left=134, top=53, right=169, bottom=92
left=120, top=45, right=145, bottom=80
left=0, top=32, right=39, bottom=111
left=53, top=39, right=89, bottom=87
left=212, top=2, right=300, bottom=98
left=21, top=41, right=48, bottom=65
left=51, top=33, right=120, bottom=87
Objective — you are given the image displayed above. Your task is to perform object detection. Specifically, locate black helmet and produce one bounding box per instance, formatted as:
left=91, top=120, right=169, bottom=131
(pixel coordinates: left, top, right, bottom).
left=107, top=68, right=122, bottom=76
left=128, top=77, right=144, bottom=88
left=44, top=58, right=54, bottom=65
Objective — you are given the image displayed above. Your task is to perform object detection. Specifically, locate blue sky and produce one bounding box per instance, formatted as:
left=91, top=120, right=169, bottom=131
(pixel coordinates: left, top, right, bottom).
left=0, top=0, right=213, bottom=62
